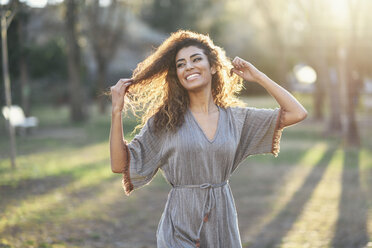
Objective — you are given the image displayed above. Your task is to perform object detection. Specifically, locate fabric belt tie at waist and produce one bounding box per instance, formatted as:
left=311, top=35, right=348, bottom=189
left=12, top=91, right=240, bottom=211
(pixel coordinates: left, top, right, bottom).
left=172, top=181, right=229, bottom=247
left=173, top=181, right=228, bottom=189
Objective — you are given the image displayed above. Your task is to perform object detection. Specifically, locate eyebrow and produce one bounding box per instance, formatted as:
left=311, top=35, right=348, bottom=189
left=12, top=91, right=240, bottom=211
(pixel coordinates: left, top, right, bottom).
left=176, top=53, right=203, bottom=63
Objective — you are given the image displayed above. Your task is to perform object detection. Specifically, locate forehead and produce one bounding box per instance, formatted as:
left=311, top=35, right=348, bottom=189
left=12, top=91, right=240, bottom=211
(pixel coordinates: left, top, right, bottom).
left=175, top=46, right=206, bottom=61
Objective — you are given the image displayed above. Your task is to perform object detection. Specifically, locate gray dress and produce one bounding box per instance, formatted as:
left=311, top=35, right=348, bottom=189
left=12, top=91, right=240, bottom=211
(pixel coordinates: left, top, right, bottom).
left=122, top=106, right=284, bottom=248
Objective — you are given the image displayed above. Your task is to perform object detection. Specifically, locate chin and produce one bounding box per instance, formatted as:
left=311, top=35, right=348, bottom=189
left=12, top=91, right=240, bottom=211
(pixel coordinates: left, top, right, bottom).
left=182, top=80, right=211, bottom=92
left=185, top=85, right=210, bottom=93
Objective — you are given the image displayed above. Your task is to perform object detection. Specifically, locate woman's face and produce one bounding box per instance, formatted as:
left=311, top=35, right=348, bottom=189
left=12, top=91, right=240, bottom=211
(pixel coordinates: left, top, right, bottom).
left=175, top=46, right=216, bottom=92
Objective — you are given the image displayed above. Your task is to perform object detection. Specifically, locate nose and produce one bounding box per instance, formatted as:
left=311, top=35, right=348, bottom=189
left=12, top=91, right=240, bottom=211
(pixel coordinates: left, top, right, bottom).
left=185, top=61, right=194, bottom=70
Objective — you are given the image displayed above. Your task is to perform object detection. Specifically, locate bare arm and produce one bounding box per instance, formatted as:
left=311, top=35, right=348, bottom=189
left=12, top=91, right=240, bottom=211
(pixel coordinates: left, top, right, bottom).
left=109, top=78, right=133, bottom=173
left=231, top=57, right=308, bottom=127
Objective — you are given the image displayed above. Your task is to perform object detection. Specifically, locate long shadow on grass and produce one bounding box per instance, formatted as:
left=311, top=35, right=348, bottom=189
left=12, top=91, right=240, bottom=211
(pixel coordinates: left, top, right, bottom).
left=248, top=146, right=337, bottom=248
left=1, top=173, right=168, bottom=247
left=0, top=174, right=74, bottom=212
left=0, top=173, right=118, bottom=240
left=0, top=156, right=110, bottom=203
left=234, top=147, right=310, bottom=238
left=331, top=149, right=369, bottom=248
left=0, top=158, right=114, bottom=228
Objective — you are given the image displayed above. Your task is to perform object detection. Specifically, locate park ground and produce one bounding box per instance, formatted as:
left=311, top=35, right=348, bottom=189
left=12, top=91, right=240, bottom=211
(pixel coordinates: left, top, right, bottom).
left=0, top=95, right=372, bottom=248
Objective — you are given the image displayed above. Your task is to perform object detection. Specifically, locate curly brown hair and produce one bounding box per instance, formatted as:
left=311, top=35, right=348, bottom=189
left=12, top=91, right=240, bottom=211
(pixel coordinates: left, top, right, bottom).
left=124, top=30, right=245, bottom=134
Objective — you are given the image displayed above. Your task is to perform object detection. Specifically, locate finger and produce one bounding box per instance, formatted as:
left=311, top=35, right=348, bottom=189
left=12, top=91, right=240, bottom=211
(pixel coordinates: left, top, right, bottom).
left=237, top=58, right=245, bottom=68
left=232, top=57, right=240, bottom=66
left=232, top=60, right=241, bottom=69
left=242, top=60, right=251, bottom=68
left=236, top=57, right=249, bottom=68
left=236, top=58, right=246, bottom=69
left=118, top=78, right=132, bottom=84
left=115, top=78, right=131, bottom=88
left=231, top=68, right=243, bottom=77
left=119, top=79, right=133, bottom=91
left=232, top=57, right=238, bottom=66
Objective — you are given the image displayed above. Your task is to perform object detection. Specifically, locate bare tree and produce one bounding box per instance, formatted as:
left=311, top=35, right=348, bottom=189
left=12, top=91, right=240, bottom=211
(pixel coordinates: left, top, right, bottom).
left=254, top=0, right=290, bottom=88
left=1, top=2, right=17, bottom=169
left=295, top=0, right=342, bottom=132
left=302, top=0, right=326, bottom=121
left=340, top=0, right=362, bottom=146
left=85, top=0, right=125, bottom=113
left=64, top=0, right=87, bottom=122
left=14, top=0, right=31, bottom=116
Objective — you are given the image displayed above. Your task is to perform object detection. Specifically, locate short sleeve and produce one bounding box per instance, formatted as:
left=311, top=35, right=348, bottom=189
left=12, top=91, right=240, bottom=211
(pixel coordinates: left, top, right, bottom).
left=122, top=117, right=165, bottom=195
left=232, top=107, right=284, bottom=168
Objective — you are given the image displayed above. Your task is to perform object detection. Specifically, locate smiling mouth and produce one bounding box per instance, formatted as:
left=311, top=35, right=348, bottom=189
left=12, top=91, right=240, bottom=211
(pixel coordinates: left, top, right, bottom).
left=185, top=73, right=200, bottom=81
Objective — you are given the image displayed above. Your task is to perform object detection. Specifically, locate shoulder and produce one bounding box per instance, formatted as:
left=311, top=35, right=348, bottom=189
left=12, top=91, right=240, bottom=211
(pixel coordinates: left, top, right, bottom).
left=141, top=115, right=169, bottom=141
left=226, top=106, right=280, bottom=124
left=224, top=106, right=249, bottom=127
left=135, top=115, right=157, bottom=138
left=226, top=106, right=255, bottom=120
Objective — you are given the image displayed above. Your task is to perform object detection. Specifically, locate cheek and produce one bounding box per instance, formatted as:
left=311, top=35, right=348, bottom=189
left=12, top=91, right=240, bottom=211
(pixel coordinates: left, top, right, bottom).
left=176, top=69, right=183, bottom=82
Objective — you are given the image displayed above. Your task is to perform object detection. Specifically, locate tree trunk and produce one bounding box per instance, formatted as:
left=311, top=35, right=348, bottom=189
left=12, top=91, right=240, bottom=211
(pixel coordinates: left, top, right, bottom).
left=338, top=46, right=360, bottom=147
left=1, top=11, right=17, bottom=169
left=345, top=64, right=360, bottom=146
left=340, top=0, right=360, bottom=147
left=85, top=0, right=123, bottom=115
left=313, top=81, right=325, bottom=120
left=65, top=0, right=87, bottom=122
left=313, top=64, right=325, bottom=121
left=326, top=67, right=342, bottom=135
left=13, top=0, right=30, bottom=116
left=19, top=56, right=30, bottom=116
left=97, top=59, right=108, bottom=114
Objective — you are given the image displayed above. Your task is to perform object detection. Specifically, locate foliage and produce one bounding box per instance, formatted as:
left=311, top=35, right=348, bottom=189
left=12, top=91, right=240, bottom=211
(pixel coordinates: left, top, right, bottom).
left=26, top=38, right=67, bottom=80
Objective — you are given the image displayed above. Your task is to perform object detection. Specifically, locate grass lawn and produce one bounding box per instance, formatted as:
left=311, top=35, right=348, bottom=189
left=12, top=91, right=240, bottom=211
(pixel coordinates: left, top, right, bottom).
left=0, top=95, right=371, bottom=248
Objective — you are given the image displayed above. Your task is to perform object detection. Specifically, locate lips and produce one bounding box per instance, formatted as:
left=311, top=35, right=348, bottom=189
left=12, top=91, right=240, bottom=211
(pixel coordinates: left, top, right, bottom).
left=185, top=73, right=200, bottom=81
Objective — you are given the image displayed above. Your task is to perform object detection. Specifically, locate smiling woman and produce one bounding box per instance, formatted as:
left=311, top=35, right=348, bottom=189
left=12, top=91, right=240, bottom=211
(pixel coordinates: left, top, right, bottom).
left=109, top=30, right=307, bottom=247
left=118, top=30, right=245, bottom=135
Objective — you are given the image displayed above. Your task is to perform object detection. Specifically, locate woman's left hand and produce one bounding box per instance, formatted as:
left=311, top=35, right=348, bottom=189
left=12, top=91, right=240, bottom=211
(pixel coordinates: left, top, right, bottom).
left=231, top=56, right=264, bottom=83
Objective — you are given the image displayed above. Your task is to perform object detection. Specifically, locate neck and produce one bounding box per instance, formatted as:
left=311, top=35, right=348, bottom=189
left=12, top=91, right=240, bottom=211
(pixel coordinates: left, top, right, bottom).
left=188, top=87, right=217, bottom=114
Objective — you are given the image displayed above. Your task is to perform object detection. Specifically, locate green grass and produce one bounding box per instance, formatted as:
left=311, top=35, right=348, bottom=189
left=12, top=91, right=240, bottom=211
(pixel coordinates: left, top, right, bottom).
left=0, top=95, right=372, bottom=248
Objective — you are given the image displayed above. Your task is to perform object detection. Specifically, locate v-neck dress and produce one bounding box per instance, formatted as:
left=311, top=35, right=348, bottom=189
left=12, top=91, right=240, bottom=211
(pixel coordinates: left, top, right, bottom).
left=122, top=106, right=284, bottom=248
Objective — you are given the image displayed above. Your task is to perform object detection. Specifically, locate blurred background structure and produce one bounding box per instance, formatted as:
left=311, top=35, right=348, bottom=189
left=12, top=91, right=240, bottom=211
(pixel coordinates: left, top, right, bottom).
left=0, top=0, right=372, bottom=247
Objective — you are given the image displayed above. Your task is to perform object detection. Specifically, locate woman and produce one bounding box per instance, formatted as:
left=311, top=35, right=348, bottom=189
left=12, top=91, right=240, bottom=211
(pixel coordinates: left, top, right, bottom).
left=110, top=30, right=307, bottom=247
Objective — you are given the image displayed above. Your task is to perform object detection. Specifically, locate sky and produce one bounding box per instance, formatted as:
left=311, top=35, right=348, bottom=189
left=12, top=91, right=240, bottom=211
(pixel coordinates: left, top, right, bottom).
left=0, top=0, right=111, bottom=8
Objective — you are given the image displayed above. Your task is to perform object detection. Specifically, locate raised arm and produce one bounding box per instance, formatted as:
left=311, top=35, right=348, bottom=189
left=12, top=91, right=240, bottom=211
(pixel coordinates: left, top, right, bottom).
left=231, top=57, right=307, bottom=127
left=110, top=78, right=133, bottom=173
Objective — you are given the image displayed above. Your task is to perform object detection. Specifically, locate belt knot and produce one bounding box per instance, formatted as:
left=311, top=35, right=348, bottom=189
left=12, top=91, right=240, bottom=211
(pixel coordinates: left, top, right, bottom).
left=200, top=183, right=212, bottom=189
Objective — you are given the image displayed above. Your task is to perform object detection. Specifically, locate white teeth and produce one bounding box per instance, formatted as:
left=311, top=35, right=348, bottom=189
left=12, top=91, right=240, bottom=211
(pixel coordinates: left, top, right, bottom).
left=186, top=74, right=200, bottom=80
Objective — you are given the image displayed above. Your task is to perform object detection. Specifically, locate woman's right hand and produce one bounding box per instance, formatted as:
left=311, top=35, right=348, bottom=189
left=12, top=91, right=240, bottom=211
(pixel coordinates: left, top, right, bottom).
left=111, top=78, right=133, bottom=114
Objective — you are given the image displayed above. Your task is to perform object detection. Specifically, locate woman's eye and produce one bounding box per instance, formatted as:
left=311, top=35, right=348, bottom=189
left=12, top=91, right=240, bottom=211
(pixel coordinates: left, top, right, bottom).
left=177, top=63, right=185, bottom=68
left=193, top=57, right=202, bottom=62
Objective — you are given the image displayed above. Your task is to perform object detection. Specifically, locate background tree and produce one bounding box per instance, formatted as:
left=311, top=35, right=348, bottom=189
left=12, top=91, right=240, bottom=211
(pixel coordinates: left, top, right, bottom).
left=64, top=0, right=87, bottom=122
left=141, top=0, right=193, bottom=32
left=298, top=0, right=326, bottom=121
left=1, top=0, right=18, bottom=168
left=84, top=0, right=125, bottom=113
left=254, top=0, right=291, bottom=88
left=339, top=0, right=363, bottom=147
left=14, top=0, right=31, bottom=116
